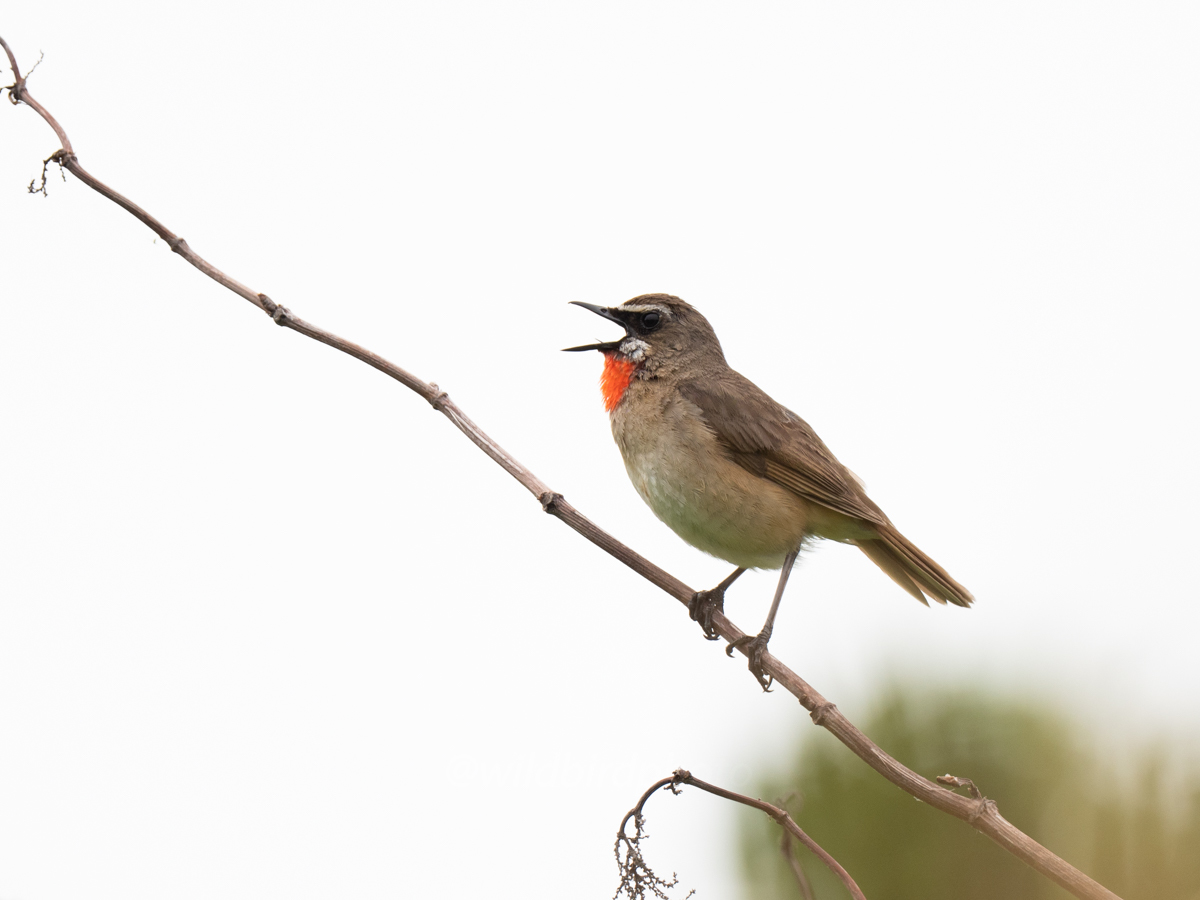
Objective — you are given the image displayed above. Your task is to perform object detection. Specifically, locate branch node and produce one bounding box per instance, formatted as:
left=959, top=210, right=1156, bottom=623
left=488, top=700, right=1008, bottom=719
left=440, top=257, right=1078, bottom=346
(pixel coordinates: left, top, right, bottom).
left=969, top=797, right=999, bottom=824
left=809, top=701, right=837, bottom=726
left=267, top=299, right=292, bottom=325
left=427, top=384, right=450, bottom=411
left=6, top=48, right=42, bottom=104
left=167, top=235, right=189, bottom=254
left=255, top=293, right=292, bottom=325
left=539, top=491, right=564, bottom=513
left=937, top=773, right=998, bottom=823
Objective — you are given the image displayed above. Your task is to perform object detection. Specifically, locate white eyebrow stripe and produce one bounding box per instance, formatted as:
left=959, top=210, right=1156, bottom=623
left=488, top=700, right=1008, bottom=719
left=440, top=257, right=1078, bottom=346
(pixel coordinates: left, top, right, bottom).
left=620, top=304, right=669, bottom=315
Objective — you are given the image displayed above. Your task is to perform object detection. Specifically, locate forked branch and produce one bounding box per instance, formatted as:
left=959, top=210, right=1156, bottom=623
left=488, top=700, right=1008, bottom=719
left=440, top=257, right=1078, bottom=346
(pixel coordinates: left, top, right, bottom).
left=1, top=36, right=1121, bottom=900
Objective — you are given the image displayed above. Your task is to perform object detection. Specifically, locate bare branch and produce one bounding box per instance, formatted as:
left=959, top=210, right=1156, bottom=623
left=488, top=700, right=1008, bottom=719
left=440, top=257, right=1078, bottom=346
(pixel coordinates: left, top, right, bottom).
left=672, top=770, right=866, bottom=900
left=619, top=771, right=864, bottom=900
left=1, top=36, right=1123, bottom=900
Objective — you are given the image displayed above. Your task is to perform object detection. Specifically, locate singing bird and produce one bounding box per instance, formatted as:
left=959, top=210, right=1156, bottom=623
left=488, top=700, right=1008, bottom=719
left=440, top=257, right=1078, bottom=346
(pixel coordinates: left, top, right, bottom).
left=567, top=294, right=971, bottom=688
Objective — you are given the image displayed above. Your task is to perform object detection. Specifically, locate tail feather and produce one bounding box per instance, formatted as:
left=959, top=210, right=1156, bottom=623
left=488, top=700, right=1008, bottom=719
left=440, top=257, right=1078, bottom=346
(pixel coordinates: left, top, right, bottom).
left=856, top=525, right=973, bottom=608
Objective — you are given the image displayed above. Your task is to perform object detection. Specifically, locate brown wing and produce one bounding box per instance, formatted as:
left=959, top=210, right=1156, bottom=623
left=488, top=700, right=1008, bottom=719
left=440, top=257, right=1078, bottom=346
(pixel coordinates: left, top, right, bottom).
left=678, top=373, right=886, bottom=527
left=680, top=373, right=973, bottom=608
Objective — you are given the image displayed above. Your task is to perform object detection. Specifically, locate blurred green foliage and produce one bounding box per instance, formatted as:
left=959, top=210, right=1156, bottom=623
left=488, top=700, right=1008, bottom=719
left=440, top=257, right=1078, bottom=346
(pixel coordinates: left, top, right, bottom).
left=740, top=685, right=1200, bottom=900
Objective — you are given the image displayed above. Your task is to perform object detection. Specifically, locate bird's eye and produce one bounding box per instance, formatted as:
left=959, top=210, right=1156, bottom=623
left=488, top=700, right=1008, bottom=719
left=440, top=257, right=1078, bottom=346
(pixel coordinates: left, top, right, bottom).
left=641, top=311, right=661, bottom=330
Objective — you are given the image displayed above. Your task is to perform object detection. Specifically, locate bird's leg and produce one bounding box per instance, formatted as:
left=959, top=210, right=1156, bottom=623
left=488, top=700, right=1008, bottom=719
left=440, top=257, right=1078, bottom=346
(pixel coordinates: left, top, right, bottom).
left=726, top=547, right=800, bottom=691
left=689, top=567, right=746, bottom=640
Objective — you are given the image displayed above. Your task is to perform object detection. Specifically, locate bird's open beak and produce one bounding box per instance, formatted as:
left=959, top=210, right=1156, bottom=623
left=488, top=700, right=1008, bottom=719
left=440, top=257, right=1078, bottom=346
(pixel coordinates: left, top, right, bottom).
left=563, top=301, right=629, bottom=352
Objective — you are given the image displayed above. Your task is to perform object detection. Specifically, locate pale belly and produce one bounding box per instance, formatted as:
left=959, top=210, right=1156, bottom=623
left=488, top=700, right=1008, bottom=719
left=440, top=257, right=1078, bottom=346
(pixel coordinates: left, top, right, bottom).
left=611, top=398, right=812, bottom=570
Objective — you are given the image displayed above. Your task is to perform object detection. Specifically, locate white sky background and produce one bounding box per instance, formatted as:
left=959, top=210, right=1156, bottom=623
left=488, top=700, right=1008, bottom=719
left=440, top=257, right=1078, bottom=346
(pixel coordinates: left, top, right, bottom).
left=2, top=3, right=1198, bottom=898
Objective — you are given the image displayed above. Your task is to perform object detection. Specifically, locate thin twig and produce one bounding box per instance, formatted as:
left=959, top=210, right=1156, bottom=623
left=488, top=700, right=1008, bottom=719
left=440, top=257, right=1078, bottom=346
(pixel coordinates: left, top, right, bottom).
left=1, top=36, right=1123, bottom=900
left=780, top=831, right=815, bottom=900
left=777, top=794, right=816, bottom=900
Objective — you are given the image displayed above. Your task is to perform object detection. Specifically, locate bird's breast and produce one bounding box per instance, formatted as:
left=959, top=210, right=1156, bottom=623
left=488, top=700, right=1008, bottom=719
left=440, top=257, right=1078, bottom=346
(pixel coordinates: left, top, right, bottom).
left=609, top=387, right=811, bottom=570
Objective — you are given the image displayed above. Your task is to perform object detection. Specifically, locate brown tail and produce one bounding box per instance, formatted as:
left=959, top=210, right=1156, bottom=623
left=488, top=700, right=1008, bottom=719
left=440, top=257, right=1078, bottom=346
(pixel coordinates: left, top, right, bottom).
left=856, top=525, right=973, bottom=607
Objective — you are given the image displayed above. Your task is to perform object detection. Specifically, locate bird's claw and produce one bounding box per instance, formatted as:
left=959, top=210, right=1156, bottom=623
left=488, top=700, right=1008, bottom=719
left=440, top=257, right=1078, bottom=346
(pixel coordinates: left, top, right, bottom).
left=689, top=588, right=725, bottom=640
left=726, top=631, right=774, bottom=691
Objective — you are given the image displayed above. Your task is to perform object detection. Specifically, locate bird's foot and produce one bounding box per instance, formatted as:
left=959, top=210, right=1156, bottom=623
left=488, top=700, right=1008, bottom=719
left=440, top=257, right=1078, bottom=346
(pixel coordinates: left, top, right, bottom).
left=726, top=630, right=774, bottom=692
left=689, top=587, right=726, bottom=640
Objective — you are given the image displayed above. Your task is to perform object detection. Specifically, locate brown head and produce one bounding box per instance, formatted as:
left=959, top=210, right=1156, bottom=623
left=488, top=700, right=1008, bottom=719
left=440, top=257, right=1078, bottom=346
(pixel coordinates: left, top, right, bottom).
left=564, top=294, right=726, bottom=380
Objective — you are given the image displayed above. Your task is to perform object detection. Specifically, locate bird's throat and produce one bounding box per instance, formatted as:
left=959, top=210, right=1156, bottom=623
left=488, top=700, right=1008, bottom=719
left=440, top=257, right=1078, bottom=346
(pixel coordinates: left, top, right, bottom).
left=600, top=353, right=638, bottom=412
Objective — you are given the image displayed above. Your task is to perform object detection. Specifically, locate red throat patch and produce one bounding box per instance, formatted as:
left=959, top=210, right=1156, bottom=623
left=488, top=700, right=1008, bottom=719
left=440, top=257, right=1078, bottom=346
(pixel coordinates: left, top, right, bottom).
left=600, top=353, right=637, bottom=412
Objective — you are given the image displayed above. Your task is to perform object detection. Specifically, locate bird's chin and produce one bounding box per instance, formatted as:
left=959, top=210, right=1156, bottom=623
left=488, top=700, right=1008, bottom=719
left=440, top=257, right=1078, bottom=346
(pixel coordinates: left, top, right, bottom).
left=615, top=336, right=649, bottom=362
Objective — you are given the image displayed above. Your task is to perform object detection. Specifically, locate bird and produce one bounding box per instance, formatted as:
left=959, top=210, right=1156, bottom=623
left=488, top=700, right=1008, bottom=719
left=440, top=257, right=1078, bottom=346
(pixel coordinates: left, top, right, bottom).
left=566, top=294, right=972, bottom=689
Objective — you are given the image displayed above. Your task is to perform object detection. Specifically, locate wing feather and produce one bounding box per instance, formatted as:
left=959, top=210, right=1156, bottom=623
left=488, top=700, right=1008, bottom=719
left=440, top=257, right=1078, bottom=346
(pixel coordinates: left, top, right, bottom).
left=679, top=375, right=885, bottom=525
